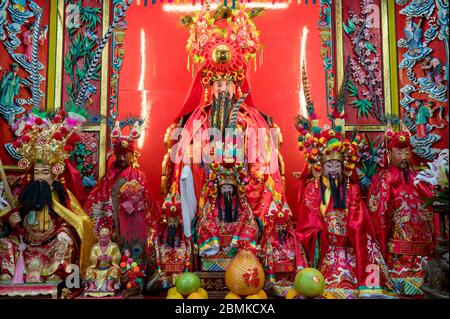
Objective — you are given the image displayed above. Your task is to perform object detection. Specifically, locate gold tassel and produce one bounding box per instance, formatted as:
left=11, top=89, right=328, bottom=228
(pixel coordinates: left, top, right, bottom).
left=132, top=151, right=140, bottom=168
left=204, top=87, right=208, bottom=102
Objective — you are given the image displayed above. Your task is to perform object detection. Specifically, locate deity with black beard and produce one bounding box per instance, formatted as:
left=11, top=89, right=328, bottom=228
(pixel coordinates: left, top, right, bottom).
left=0, top=163, right=95, bottom=285
left=195, top=163, right=260, bottom=271
left=295, top=126, right=396, bottom=298
left=367, top=126, right=436, bottom=296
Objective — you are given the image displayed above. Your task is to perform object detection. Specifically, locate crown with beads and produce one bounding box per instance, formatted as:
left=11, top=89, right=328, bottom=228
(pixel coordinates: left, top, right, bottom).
left=12, top=108, right=86, bottom=175
left=385, top=120, right=411, bottom=149
left=205, top=161, right=249, bottom=198
left=184, top=2, right=263, bottom=88
left=110, top=117, right=145, bottom=154
left=296, top=117, right=361, bottom=177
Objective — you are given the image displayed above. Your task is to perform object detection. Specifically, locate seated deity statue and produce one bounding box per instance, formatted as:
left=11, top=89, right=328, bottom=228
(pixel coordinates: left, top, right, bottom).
left=84, top=228, right=122, bottom=296
left=0, top=109, right=95, bottom=285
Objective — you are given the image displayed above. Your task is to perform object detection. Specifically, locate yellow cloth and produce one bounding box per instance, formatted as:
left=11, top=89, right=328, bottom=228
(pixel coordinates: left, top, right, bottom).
left=320, top=176, right=332, bottom=215
left=38, top=206, right=51, bottom=232
left=52, top=190, right=96, bottom=275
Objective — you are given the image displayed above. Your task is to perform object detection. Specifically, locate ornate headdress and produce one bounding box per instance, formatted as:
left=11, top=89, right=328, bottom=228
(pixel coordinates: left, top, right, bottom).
left=205, top=161, right=249, bottom=198
left=266, top=201, right=292, bottom=226
left=12, top=108, right=86, bottom=175
left=296, top=117, right=360, bottom=177
left=110, top=118, right=145, bottom=155
left=184, top=3, right=263, bottom=100
left=295, top=59, right=360, bottom=177
left=385, top=120, right=411, bottom=149
left=162, top=192, right=182, bottom=226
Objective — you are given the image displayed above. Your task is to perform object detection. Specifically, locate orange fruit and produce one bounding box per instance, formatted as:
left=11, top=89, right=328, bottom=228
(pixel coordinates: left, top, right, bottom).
left=187, top=292, right=206, bottom=299
left=166, top=291, right=184, bottom=299
left=224, top=292, right=241, bottom=299
left=197, top=288, right=208, bottom=299
left=256, top=290, right=268, bottom=299
left=285, top=288, right=299, bottom=299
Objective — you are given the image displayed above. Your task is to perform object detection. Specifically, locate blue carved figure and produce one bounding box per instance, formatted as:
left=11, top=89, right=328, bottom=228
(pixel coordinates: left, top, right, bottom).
left=404, top=17, right=425, bottom=56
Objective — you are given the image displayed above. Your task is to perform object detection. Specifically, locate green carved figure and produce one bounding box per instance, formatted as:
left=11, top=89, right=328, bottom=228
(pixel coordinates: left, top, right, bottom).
left=0, top=63, right=20, bottom=109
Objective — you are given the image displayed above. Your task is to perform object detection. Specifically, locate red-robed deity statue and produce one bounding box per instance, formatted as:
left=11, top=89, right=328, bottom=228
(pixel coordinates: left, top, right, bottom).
left=366, top=122, right=438, bottom=296
left=84, top=120, right=158, bottom=271
left=157, top=4, right=298, bottom=283
left=259, top=201, right=309, bottom=297
left=294, top=116, right=397, bottom=299
left=0, top=109, right=96, bottom=285
left=194, top=161, right=260, bottom=269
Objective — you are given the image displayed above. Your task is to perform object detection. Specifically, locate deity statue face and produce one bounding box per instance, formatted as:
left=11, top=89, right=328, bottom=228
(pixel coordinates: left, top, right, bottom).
left=390, top=147, right=412, bottom=170
left=322, top=159, right=342, bottom=180
left=220, top=183, right=234, bottom=196
left=115, top=151, right=131, bottom=170
left=33, top=163, right=55, bottom=185
left=211, top=79, right=235, bottom=100
left=99, top=230, right=111, bottom=246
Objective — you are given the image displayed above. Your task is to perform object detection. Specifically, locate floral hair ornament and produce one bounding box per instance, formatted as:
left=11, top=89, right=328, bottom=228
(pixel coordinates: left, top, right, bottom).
left=13, top=107, right=87, bottom=175
left=295, top=116, right=360, bottom=178
left=385, top=120, right=411, bottom=149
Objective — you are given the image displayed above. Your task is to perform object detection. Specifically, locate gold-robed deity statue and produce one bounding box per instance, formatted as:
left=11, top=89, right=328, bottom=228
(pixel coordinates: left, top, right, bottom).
left=84, top=227, right=122, bottom=297
left=0, top=109, right=96, bottom=287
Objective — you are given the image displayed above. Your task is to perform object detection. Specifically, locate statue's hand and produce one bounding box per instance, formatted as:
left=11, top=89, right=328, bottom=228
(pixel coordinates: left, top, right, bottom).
left=57, top=231, right=73, bottom=245
left=8, top=212, right=21, bottom=228
left=98, top=255, right=112, bottom=263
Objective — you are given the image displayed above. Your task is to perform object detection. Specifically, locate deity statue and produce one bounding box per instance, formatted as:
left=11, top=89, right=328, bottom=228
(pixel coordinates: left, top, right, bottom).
left=84, top=227, right=122, bottom=297
left=367, top=122, right=438, bottom=296
left=84, top=119, right=158, bottom=272
left=259, top=201, right=309, bottom=297
left=194, top=161, right=261, bottom=271
left=0, top=109, right=96, bottom=284
left=157, top=4, right=295, bottom=283
left=294, top=117, right=397, bottom=299
left=0, top=63, right=20, bottom=110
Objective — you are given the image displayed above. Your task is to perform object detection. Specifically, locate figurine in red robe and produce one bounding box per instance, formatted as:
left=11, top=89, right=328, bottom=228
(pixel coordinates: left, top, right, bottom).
left=367, top=122, right=437, bottom=296
left=84, top=120, right=158, bottom=270
left=294, top=117, right=397, bottom=299
left=195, top=161, right=260, bottom=270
